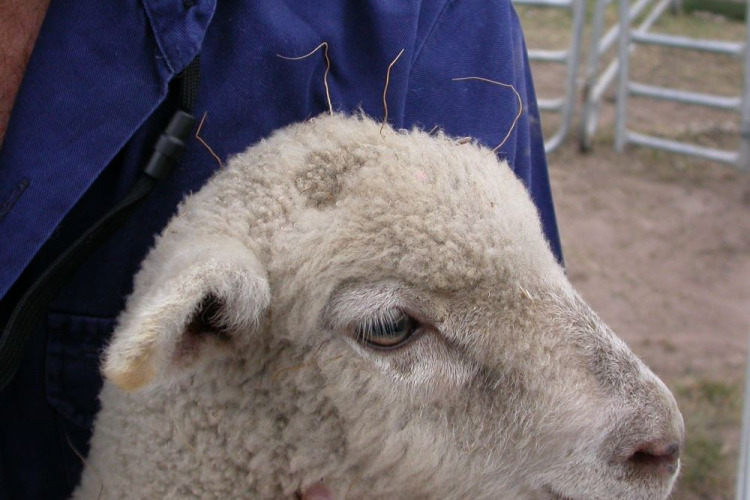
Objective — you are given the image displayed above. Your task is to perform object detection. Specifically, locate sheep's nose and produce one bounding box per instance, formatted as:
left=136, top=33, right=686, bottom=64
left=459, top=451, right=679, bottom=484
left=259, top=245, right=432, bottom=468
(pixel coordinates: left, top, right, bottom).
left=624, top=440, right=681, bottom=475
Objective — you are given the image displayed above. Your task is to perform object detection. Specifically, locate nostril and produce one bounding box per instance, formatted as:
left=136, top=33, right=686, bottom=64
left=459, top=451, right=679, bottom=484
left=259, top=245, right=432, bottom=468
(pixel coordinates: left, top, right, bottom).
left=627, top=441, right=680, bottom=473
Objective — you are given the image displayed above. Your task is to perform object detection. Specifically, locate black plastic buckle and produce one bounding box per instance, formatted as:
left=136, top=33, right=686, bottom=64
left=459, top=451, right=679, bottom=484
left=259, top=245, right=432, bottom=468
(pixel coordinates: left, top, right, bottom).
left=143, top=110, right=196, bottom=180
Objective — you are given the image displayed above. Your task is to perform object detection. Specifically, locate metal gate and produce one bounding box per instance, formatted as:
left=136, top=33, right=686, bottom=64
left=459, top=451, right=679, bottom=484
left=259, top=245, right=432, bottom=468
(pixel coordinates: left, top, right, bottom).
left=738, top=334, right=750, bottom=500
left=579, top=0, right=673, bottom=150
left=513, top=0, right=586, bottom=152
left=614, top=0, right=750, bottom=172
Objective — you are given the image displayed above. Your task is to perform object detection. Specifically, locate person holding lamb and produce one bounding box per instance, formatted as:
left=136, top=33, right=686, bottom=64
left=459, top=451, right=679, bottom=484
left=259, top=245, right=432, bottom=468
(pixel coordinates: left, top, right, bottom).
left=0, top=1, right=559, bottom=499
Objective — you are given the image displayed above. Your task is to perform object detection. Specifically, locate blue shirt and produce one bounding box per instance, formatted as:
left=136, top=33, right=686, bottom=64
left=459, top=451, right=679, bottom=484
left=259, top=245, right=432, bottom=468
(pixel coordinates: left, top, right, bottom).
left=0, top=1, right=561, bottom=498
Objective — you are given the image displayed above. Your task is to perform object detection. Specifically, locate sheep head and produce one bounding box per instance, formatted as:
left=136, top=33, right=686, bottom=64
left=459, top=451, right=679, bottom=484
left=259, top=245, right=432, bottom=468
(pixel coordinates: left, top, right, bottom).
left=79, top=114, right=684, bottom=500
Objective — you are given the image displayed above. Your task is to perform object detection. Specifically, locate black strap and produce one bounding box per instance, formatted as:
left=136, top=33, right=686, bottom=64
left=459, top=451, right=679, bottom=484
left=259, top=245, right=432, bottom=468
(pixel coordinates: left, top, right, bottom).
left=0, top=57, right=201, bottom=391
left=178, top=54, right=200, bottom=114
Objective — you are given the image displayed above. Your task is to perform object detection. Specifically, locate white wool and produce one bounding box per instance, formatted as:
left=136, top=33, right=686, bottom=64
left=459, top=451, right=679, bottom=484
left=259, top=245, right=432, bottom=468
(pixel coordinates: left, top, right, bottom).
left=72, top=114, right=683, bottom=500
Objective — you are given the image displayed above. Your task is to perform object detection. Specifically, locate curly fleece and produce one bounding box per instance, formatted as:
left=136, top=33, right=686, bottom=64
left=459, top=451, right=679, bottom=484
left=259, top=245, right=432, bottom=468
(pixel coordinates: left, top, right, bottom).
left=72, top=114, right=683, bottom=500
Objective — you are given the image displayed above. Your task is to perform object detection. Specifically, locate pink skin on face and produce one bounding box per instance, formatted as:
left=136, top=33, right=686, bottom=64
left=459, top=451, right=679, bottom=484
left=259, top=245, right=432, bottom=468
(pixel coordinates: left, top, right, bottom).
left=301, top=483, right=334, bottom=500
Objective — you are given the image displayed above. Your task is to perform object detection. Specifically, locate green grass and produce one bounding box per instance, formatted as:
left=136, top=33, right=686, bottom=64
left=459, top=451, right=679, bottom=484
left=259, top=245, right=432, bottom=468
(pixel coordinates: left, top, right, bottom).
left=680, top=435, right=731, bottom=497
left=657, top=338, right=678, bottom=353
left=670, top=378, right=743, bottom=500
left=684, top=0, right=746, bottom=21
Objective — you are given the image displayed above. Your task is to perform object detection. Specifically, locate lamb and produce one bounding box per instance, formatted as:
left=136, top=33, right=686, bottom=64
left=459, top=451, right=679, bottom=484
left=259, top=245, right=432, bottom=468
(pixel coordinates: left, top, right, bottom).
left=72, top=113, right=684, bottom=500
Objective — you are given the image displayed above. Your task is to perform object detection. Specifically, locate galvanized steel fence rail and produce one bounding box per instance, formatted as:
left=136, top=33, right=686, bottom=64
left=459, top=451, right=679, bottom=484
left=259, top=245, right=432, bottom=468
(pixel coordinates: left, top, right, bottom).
left=737, top=331, right=750, bottom=500
left=513, top=0, right=586, bottom=152
left=614, top=0, right=750, bottom=172
left=579, top=0, right=672, bottom=150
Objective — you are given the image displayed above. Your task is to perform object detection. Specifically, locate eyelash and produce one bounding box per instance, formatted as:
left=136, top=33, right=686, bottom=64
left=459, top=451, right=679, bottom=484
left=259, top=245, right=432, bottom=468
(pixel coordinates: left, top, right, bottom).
left=353, top=309, right=420, bottom=350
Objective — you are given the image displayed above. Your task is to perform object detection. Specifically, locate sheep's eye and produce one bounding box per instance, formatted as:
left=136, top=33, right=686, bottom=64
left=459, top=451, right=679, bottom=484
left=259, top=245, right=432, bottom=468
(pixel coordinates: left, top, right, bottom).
left=354, top=311, right=417, bottom=349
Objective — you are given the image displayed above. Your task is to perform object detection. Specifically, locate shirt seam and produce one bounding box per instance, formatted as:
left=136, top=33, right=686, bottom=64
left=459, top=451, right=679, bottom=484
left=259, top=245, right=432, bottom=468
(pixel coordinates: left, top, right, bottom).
left=0, top=178, right=31, bottom=222
left=410, top=0, right=454, bottom=71
left=139, top=0, right=176, bottom=74
left=403, top=0, right=454, bottom=124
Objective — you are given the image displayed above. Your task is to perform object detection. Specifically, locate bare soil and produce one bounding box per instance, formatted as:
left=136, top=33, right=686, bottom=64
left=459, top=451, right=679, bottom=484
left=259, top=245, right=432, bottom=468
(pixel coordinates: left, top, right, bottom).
left=517, top=4, right=750, bottom=499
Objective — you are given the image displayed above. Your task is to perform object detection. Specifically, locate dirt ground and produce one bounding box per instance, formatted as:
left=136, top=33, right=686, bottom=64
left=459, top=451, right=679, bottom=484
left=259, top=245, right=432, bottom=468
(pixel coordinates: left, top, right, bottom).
left=552, top=141, right=750, bottom=498
left=517, top=4, right=750, bottom=499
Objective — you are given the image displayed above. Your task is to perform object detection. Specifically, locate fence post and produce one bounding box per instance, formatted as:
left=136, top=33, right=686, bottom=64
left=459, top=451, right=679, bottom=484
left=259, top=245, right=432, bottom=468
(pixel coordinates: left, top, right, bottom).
left=737, top=1, right=750, bottom=173
left=736, top=331, right=750, bottom=500
left=615, top=0, right=632, bottom=152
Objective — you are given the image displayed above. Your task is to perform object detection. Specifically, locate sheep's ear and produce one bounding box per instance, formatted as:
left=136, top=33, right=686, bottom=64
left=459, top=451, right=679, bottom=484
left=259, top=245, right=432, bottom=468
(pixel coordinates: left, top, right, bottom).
left=102, top=238, right=270, bottom=392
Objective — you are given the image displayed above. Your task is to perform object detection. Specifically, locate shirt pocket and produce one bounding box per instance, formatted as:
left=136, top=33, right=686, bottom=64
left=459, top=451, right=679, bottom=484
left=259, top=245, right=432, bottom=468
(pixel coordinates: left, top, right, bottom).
left=45, top=312, right=115, bottom=484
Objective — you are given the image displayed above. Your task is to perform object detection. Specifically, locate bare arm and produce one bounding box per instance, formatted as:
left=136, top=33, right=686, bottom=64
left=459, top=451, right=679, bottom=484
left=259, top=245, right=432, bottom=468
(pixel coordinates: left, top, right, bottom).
left=0, top=0, right=51, bottom=147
